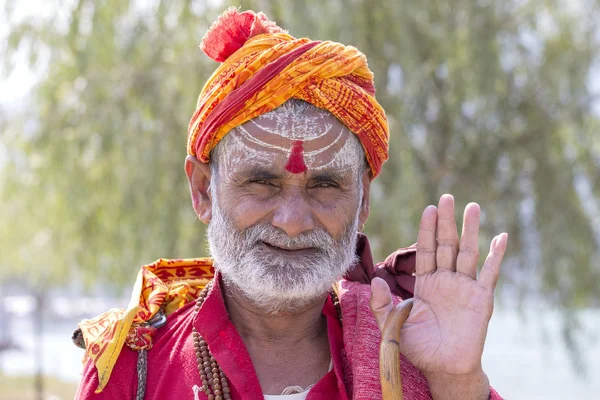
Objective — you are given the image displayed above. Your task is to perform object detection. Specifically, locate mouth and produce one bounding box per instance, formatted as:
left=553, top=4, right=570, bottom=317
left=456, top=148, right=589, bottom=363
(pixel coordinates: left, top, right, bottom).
left=260, top=241, right=318, bottom=256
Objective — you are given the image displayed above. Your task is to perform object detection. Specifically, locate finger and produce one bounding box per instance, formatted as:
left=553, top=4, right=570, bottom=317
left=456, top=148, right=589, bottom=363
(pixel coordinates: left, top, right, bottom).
left=370, top=277, right=394, bottom=333
left=479, top=233, right=508, bottom=289
left=415, top=205, right=438, bottom=276
left=456, top=202, right=480, bottom=279
left=436, top=194, right=459, bottom=271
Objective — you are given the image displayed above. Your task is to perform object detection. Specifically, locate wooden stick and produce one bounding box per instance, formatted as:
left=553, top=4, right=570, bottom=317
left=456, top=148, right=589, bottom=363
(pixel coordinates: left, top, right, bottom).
left=380, top=298, right=413, bottom=400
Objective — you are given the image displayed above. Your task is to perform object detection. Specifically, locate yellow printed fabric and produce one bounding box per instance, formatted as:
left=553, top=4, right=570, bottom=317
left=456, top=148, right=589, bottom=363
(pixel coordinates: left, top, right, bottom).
left=77, top=258, right=214, bottom=393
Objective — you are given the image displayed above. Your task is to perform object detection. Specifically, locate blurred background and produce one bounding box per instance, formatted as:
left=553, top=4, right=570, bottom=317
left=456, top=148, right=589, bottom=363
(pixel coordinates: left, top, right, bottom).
left=1, top=0, right=599, bottom=399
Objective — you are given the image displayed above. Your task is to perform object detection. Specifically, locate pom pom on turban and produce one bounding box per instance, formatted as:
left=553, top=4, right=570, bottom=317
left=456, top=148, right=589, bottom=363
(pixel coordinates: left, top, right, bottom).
left=187, top=7, right=389, bottom=177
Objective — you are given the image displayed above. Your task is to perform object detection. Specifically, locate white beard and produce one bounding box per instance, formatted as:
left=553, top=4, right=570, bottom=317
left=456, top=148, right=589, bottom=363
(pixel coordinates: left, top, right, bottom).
left=207, top=195, right=360, bottom=314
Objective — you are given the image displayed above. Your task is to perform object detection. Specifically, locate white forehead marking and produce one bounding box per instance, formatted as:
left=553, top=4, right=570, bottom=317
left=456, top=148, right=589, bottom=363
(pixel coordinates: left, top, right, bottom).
left=235, top=123, right=345, bottom=157
left=249, top=101, right=336, bottom=141
left=214, top=101, right=365, bottom=176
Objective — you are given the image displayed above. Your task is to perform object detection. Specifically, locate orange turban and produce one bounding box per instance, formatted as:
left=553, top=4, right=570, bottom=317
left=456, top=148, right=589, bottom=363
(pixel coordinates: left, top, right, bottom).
left=187, top=7, right=389, bottom=177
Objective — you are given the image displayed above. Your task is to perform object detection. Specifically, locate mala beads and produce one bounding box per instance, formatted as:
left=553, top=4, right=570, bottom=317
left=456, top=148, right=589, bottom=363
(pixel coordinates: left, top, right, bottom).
left=192, top=281, right=231, bottom=400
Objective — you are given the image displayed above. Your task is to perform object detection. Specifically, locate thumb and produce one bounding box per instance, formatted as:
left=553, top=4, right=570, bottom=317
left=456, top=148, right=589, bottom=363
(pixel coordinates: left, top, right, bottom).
left=370, top=277, right=394, bottom=333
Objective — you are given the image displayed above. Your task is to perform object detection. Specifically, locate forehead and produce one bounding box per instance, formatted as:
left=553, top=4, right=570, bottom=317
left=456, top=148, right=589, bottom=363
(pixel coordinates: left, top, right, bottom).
left=216, top=103, right=363, bottom=175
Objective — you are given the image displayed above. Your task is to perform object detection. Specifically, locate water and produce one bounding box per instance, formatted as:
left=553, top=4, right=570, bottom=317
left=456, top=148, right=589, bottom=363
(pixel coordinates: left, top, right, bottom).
left=1, top=297, right=599, bottom=399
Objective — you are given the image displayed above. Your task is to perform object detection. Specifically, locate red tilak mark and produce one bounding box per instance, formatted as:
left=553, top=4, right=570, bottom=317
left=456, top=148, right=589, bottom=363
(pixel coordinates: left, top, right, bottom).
left=285, top=140, right=308, bottom=174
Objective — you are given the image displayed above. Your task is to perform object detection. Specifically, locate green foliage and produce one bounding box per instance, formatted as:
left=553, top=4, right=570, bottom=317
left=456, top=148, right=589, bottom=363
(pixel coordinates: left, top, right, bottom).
left=1, top=0, right=219, bottom=288
left=1, top=0, right=599, bottom=317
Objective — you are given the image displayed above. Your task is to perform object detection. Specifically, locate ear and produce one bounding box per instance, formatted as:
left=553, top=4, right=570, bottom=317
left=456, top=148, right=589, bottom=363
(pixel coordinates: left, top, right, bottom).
left=358, top=169, right=372, bottom=229
left=184, top=155, right=213, bottom=224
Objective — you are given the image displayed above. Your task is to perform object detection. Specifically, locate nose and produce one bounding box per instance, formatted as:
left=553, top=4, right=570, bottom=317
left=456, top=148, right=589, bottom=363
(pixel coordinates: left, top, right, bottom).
left=271, top=192, right=315, bottom=237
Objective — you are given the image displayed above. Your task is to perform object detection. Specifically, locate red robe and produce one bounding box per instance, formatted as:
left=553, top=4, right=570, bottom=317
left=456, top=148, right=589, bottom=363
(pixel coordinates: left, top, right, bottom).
left=75, top=235, right=503, bottom=399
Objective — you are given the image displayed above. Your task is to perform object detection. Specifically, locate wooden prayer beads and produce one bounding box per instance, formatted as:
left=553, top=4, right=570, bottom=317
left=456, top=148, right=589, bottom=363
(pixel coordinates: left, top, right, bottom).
left=192, top=282, right=232, bottom=400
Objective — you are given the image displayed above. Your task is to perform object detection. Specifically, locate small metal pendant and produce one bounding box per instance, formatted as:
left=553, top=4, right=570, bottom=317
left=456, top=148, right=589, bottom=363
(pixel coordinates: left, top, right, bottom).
left=192, top=384, right=202, bottom=400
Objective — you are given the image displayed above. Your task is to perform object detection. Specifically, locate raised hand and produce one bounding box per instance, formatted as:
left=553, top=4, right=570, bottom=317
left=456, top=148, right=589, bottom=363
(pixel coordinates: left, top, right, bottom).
left=370, top=194, right=507, bottom=397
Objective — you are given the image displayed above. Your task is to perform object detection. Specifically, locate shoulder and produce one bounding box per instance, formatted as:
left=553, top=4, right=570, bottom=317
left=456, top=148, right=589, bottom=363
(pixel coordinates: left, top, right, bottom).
left=75, top=348, right=137, bottom=399
left=148, top=300, right=197, bottom=355
left=76, top=301, right=198, bottom=399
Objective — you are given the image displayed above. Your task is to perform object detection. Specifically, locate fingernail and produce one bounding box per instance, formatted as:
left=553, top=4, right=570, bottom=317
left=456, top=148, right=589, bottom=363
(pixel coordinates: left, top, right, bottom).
left=423, top=205, right=436, bottom=214
left=491, top=235, right=499, bottom=248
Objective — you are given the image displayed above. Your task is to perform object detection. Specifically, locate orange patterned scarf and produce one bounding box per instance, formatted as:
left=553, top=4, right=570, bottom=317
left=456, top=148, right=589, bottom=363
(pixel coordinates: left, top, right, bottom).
left=187, top=7, right=389, bottom=177
left=77, top=258, right=214, bottom=393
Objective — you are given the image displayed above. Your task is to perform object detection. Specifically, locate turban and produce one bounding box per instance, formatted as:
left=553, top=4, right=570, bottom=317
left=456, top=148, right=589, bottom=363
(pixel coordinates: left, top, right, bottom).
left=187, top=7, right=389, bottom=177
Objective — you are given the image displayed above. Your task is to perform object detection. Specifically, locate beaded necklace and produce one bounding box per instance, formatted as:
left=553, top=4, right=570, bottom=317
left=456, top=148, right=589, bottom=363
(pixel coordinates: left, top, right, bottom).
left=191, top=280, right=342, bottom=400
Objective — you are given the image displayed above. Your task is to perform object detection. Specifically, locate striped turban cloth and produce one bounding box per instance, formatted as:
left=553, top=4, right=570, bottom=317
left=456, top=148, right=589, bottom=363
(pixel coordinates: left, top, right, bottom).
left=187, top=7, right=389, bottom=177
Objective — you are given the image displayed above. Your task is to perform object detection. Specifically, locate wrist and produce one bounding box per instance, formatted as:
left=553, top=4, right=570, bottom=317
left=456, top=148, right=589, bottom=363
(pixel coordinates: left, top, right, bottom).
left=424, top=368, right=490, bottom=400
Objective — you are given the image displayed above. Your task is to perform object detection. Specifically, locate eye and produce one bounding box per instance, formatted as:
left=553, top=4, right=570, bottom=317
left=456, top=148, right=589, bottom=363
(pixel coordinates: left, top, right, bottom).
left=311, top=181, right=340, bottom=189
left=248, top=178, right=275, bottom=186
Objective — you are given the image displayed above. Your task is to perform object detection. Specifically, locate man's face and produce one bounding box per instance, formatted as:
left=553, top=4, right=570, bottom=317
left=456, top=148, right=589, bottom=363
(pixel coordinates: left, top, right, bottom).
left=204, top=102, right=370, bottom=313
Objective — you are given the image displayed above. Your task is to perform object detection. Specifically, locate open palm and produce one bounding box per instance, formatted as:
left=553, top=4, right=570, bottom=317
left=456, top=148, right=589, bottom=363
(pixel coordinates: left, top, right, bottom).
left=371, top=194, right=508, bottom=376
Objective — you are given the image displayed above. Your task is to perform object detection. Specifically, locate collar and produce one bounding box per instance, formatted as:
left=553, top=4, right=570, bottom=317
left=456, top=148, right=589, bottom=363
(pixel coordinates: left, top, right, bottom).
left=193, top=272, right=348, bottom=400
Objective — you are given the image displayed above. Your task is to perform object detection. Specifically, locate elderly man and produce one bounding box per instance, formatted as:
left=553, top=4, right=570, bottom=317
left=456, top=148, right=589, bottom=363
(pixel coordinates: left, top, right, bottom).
left=75, top=8, right=506, bottom=400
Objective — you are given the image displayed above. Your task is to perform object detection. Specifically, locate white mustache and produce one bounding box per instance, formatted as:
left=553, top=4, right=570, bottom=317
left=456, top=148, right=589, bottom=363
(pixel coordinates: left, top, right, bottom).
left=207, top=192, right=361, bottom=313
left=243, top=224, right=334, bottom=252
